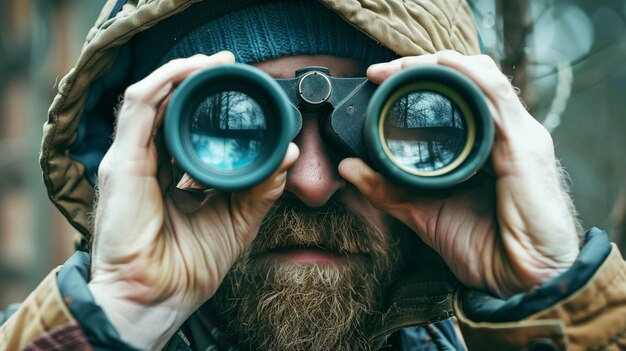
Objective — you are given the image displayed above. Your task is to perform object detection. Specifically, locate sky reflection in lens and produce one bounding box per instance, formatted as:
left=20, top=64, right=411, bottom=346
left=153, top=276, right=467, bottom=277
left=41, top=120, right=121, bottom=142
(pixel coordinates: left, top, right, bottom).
left=384, top=91, right=466, bottom=173
left=189, top=91, right=267, bottom=171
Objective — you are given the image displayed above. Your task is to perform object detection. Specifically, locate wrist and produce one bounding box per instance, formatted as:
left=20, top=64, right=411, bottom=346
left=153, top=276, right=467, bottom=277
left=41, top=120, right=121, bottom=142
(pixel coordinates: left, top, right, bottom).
left=492, top=246, right=579, bottom=298
left=88, top=280, right=182, bottom=350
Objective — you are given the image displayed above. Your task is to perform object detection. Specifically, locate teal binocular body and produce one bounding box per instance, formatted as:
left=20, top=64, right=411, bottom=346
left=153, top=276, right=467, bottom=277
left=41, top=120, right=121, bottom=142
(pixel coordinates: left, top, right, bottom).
left=165, top=64, right=494, bottom=191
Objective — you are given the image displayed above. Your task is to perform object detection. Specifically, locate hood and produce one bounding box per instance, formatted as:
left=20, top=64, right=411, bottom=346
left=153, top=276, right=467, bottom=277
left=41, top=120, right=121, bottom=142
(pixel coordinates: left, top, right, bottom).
left=41, top=0, right=480, bottom=342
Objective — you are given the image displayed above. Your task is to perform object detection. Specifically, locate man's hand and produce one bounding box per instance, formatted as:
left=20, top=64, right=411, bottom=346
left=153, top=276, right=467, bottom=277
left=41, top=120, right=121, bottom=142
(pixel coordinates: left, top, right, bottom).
left=339, top=51, right=581, bottom=298
left=87, top=52, right=298, bottom=350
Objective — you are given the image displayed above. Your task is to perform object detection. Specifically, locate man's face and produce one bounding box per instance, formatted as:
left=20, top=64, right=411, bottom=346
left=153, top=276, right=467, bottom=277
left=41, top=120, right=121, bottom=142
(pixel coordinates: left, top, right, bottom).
left=212, top=56, right=404, bottom=351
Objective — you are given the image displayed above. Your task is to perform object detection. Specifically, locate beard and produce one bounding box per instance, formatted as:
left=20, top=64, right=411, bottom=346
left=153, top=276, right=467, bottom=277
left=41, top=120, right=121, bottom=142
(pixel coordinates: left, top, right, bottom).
left=211, top=198, right=402, bottom=351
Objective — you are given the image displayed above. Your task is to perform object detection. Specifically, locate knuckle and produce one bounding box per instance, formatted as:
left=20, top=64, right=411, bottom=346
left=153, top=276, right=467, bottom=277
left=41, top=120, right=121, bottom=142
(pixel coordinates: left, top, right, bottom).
left=167, top=53, right=230, bottom=67
left=399, top=56, right=417, bottom=69
left=123, top=83, right=146, bottom=104
left=516, top=118, right=555, bottom=157
left=438, top=49, right=462, bottom=58
left=166, top=56, right=192, bottom=66
left=475, top=54, right=498, bottom=68
left=436, top=50, right=464, bottom=62
left=491, top=73, right=515, bottom=97
left=189, top=54, right=207, bottom=61
left=534, top=122, right=555, bottom=148
left=97, top=155, right=113, bottom=182
left=210, top=53, right=233, bottom=65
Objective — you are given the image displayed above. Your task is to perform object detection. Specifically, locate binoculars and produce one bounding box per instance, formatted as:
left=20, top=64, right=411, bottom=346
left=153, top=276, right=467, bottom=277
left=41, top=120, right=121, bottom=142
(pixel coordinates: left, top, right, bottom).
left=165, top=64, right=493, bottom=191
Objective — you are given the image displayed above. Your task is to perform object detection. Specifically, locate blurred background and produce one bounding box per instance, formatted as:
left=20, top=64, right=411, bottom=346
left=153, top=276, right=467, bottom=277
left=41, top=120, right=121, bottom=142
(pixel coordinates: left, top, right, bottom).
left=0, top=0, right=624, bottom=308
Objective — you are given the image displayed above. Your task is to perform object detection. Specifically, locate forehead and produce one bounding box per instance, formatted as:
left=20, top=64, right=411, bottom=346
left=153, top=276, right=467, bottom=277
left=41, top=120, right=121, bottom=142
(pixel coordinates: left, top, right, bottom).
left=253, top=55, right=366, bottom=79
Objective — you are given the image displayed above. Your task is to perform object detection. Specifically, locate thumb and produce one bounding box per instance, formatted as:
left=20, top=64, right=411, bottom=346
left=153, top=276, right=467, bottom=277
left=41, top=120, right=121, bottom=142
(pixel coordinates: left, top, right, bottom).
left=230, top=143, right=300, bottom=234
left=339, top=157, right=443, bottom=243
left=338, top=157, right=412, bottom=222
left=338, top=157, right=388, bottom=203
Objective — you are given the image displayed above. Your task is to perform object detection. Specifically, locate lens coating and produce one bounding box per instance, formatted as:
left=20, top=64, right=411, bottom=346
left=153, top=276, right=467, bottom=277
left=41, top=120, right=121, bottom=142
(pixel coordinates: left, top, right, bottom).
left=383, top=91, right=467, bottom=174
left=189, top=91, right=267, bottom=172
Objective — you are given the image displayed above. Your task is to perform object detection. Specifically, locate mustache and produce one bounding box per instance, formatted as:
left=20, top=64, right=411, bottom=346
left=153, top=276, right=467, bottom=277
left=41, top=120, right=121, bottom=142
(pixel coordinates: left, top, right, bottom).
left=247, top=197, right=386, bottom=258
left=214, top=198, right=401, bottom=351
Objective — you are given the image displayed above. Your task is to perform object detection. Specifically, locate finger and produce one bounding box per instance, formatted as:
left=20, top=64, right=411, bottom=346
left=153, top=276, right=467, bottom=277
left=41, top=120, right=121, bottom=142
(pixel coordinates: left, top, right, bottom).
left=338, top=157, right=453, bottom=236
left=114, top=51, right=235, bottom=149
left=338, top=157, right=412, bottom=219
left=433, top=51, right=526, bottom=118
left=367, top=55, right=438, bottom=84
left=432, top=52, right=557, bottom=171
left=169, top=187, right=220, bottom=214
left=338, top=157, right=385, bottom=201
left=387, top=52, right=551, bottom=158
left=368, top=51, right=531, bottom=138
left=171, top=143, right=300, bottom=217
left=154, top=129, right=175, bottom=192
left=165, top=172, right=212, bottom=214
left=229, top=143, right=300, bottom=233
left=176, top=174, right=209, bottom=191
left=240, top=142, right=299, bottom=206
left=367, top=51, right=523, bottom=119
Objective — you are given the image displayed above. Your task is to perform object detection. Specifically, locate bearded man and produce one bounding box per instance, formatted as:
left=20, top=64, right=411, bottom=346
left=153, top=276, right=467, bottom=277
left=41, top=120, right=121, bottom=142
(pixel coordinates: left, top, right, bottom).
left=1, top=0, right=625, bottom=350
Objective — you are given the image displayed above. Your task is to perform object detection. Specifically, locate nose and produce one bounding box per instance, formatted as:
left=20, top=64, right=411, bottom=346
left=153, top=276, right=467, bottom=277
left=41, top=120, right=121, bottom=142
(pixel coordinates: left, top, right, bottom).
left=284, top=113, right=345, bottom=207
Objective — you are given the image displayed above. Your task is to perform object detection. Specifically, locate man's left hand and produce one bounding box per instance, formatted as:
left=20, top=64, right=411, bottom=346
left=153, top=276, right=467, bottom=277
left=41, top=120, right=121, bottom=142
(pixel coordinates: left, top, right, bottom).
left=339, top=51, right=581, bottom=298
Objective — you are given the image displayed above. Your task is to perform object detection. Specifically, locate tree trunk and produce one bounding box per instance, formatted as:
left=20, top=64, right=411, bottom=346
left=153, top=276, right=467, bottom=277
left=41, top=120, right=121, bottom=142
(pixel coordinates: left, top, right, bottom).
left=496, top=0, right=530, bottom=104
left=611, top=181, right=626, bottom=256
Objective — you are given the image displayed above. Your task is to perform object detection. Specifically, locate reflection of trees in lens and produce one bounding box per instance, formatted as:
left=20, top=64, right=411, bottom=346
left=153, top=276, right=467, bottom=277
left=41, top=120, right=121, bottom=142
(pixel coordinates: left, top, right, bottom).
left=385, top=92, right=466, bottom=172
left=189, top=91, right=267, bottom=170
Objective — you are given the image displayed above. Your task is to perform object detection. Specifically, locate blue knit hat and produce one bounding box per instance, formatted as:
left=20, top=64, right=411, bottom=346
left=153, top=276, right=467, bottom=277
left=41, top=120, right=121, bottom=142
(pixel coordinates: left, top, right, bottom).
left=160, top=0, right=398, bottom=66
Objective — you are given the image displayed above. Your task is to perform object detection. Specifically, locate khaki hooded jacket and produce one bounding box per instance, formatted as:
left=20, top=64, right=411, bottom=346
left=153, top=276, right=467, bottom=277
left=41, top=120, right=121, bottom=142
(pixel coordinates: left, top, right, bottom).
left=1, top=1, right=625, bottom=350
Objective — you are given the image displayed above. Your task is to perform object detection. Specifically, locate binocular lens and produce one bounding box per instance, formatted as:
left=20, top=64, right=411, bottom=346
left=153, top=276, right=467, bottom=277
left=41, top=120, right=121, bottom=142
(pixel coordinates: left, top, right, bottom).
left=189, top=91, right=267, bottom=171
left=383, top=91, right=469, bottom=175
left=167, top=64, right=492, bottom=191
left=165, top=64, right=295, bottom=190
left=366, top=66, right=492, bottom=189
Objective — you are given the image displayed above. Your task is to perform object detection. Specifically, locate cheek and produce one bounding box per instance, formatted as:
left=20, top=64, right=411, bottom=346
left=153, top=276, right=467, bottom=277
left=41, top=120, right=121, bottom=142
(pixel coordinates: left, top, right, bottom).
left=340, top=186, right=390, bottom=240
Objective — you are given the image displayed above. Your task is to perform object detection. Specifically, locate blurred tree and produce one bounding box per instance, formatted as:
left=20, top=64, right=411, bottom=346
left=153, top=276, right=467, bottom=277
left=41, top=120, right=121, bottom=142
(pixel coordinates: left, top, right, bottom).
left=611, top=182, right=626, bottom=255
left=473, top=0, right=626, bottom=252
left=0, top=2, right=30, bottom=93
left=0, top=0, right=90, bottom=307
left=496, top=0, right=530, bottom=102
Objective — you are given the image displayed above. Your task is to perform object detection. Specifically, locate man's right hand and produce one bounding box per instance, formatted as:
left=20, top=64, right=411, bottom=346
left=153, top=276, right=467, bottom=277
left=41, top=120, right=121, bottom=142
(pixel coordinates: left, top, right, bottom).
left=87, top=52, right=298, bottom=350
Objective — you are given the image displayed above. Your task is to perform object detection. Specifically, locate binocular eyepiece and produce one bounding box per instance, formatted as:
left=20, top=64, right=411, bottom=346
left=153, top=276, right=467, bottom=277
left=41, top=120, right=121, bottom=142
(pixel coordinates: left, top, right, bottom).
left=164, top=64, right=494, bottom=191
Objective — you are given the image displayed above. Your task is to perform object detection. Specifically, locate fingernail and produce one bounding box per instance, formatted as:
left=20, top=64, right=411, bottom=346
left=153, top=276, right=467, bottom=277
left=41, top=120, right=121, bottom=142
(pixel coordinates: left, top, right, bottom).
left=214, top=51, right=235, bottom=63
left=401, top=57, right=421, bottom=65
left=399, top=55, right=438, bottom=69
left=368, top=62, right=389, bottom=73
